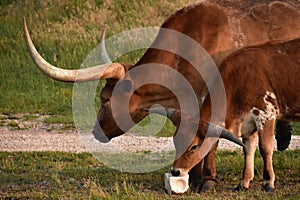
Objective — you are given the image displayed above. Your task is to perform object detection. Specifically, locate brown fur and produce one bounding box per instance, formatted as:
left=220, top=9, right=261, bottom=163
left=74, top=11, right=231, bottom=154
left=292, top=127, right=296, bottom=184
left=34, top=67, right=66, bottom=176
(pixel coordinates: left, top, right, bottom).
left=240, top=1, right=300, bottom=47
left=172, top=38, right=300, bottom=191
left=96, top=1, right=300, bottom=191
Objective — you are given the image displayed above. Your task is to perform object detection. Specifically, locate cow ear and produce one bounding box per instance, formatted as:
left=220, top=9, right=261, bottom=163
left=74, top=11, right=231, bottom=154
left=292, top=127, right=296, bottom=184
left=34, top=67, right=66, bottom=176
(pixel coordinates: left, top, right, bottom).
left=165, top=109, right=180, bottom=125
left=119, top=78, right=134, bottom=93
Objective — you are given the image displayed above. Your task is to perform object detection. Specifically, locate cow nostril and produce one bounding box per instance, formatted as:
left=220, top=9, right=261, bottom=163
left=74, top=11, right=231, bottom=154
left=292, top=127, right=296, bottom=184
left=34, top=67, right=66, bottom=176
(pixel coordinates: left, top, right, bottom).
left=171, top=169, right=181, bottom=177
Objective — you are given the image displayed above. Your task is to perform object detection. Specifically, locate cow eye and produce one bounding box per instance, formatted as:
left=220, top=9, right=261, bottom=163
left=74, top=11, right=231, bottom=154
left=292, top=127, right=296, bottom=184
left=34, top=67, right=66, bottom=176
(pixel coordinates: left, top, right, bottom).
left=190, top=145, right=199, bottom=153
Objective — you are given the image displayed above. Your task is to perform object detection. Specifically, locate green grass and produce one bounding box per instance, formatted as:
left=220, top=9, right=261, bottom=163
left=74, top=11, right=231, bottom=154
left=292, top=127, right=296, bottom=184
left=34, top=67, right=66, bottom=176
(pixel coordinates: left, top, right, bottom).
left=7, top=121, right=18, bottom=128
left=1, top=0, right=299, bottom=134
left=0, top=0, right=189, bottom=115
left=0, top=150, right=299, bottom=199
left=0, top=0, right=189, bottom=135
left=23, top=114, right=39, bottom=121
left=43, top=115, right=74, bottom=125
left=292, top=122, right=300, bottom=135
left=129, top=114, right=176, bottom=137
left=43, top=115, right=76, bottom=131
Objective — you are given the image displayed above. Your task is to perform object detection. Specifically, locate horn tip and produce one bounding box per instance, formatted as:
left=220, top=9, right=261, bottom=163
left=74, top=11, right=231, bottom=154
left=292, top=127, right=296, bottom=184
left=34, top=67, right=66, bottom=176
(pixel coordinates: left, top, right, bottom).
left=23, top=16, right=27, bottom=27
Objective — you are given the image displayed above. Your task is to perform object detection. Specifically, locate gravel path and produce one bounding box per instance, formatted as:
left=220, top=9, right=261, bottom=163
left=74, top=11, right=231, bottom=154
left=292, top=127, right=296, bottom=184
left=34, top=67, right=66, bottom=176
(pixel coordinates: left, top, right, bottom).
left=1, top=127, right=299, bottom=153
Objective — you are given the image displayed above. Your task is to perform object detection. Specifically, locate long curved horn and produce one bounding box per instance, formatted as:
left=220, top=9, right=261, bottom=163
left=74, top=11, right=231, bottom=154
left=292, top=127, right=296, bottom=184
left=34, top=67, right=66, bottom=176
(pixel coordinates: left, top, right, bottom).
left=220, top=129, right=245, bottom=148
left=23, top=17, right=125, bottom=82
left=207, top=124, right=245, bottom=148
left=99, top=27, right=112, bottom=64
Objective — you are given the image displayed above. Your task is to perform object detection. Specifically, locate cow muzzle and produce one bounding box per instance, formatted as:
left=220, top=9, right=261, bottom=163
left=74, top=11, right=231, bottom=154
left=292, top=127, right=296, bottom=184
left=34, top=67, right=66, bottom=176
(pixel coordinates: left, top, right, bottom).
left=92, top=120, right=110, bottom=143
left=171, top=168, right=188, bottom=177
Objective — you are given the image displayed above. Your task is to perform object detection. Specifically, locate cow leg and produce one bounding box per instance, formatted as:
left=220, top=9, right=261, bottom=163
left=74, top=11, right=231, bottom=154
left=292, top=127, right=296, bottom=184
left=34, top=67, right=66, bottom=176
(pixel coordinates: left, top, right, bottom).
left=275, top=120, right=292, bottom=151
left=258, top=119, right=276, bottom=192
left=236, top=132, right=258, bottom=190
left=189, top=160, right=204, bottom=191
left=201, top=142, right=218, bottom=192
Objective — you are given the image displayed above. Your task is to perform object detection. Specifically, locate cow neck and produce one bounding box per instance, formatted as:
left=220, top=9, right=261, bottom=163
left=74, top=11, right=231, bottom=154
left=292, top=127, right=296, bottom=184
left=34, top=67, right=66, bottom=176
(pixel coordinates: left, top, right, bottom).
left=138, top=88, right=179, bottom=110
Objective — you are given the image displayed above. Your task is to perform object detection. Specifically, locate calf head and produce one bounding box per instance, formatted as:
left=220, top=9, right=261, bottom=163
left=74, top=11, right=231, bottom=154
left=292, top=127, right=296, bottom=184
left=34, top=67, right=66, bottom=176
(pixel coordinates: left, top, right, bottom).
left=146, top=108, right=245, bottom=176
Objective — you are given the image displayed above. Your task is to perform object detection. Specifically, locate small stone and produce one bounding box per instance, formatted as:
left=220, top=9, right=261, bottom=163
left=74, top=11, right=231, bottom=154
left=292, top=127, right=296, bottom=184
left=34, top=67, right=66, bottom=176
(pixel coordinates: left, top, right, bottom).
left=69, top=178, right=76, bottom=183
left=18, top=123, right=25, bottom=129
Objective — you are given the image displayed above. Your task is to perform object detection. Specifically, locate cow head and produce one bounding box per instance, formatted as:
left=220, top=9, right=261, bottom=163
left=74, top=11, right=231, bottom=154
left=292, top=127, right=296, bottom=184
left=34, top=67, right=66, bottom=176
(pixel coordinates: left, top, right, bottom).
left=23, top=18, right=178, bottom=143
left=146, top=107, right=245, bottom=176
left=93, top=75, right=150, bottom=142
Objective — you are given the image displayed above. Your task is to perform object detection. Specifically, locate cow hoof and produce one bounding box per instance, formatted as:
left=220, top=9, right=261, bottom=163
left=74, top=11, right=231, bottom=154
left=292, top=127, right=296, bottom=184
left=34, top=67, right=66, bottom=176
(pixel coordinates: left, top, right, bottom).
left=234, top=183, right=248, bottom=192
left=200, top=180, right=217, bottom=192
left=189, top=181, right=202, bottom=193
left=263, top=185, right=274, bottom=192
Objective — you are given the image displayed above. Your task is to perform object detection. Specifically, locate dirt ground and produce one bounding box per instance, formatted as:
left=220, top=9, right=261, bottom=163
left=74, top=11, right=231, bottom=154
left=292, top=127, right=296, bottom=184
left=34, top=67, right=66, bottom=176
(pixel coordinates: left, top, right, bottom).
left=0, top=114, right=299, bottom=152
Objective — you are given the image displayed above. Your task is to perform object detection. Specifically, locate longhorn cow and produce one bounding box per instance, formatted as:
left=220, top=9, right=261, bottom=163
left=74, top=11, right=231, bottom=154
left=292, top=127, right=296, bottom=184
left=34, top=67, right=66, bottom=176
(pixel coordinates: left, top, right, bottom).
left=23, top=1, right=300, bottom=192
left=158, top=37, right=300, bottom=192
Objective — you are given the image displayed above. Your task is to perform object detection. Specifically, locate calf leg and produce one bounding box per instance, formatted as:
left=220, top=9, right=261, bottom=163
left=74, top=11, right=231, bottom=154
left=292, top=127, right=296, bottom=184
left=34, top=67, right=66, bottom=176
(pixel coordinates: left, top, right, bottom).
left=258, top=119, right=276, bottom=192
left=275, top=120, right=292, bottom=151
left=189, top=161, right=204, bottom=191
left=189, top=143, right=218, bottom=193
left=238, top=132, right=258, bottom=190
left=201, top=142, right=218, bottom=192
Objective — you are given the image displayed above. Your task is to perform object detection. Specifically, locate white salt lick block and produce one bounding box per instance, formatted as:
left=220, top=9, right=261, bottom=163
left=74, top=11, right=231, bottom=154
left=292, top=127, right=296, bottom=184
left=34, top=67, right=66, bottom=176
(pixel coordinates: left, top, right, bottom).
left=164, top=173, right=189, bottom=195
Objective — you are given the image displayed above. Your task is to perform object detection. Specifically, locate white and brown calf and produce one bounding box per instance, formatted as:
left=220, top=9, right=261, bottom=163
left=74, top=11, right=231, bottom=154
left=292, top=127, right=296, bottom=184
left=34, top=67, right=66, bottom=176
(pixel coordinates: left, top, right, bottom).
left=157, top=37, right=300, bottom=192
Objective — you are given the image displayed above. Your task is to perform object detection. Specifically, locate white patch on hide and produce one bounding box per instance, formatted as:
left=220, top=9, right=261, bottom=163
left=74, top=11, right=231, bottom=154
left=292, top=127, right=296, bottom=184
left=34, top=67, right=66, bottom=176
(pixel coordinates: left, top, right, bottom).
left=250, top=91, right=279, bottom=130
left=232, top=20, right=245, bottom=48
left=266, top=91, right=276, bottom=99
